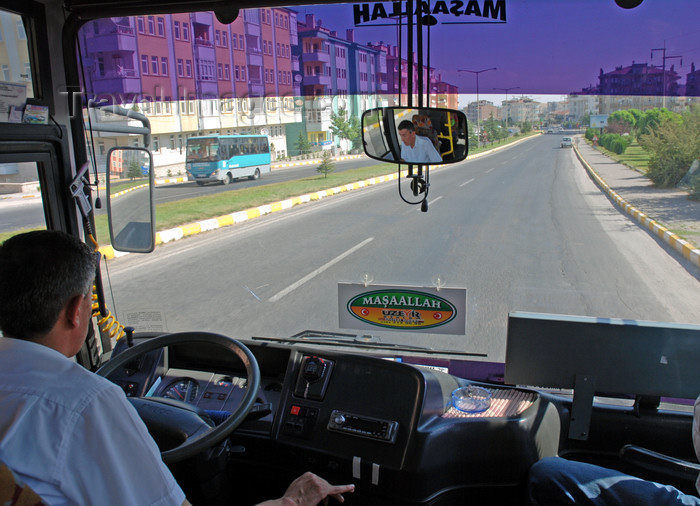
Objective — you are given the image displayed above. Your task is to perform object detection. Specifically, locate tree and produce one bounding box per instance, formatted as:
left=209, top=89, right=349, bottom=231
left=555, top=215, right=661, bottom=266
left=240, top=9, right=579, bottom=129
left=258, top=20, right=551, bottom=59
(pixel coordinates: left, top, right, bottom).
left=127, top=160, right=142, bottom=180
left=295, top=131, right=311, bottom=156
left=329, top=108, right=361, bottom=151
left=316, top=150, right=334, bottom=178
left=636, top=108, right=680, bottom=137
left=606, top=110, right=636, bottom=135
left=639, top=106, right=700, bottom=187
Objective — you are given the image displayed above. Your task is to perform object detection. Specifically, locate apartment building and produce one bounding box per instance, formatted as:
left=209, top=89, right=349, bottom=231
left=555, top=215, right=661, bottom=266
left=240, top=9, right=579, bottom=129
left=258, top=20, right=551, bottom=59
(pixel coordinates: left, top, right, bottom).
left=78, top=8, right=300, bottom=162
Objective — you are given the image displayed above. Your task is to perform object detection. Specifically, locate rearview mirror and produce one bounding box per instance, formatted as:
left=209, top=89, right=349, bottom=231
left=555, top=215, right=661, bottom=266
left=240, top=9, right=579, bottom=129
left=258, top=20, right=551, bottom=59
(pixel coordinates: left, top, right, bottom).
left=106, top=147, right=155, bottom=253
left=362, top=107, right=468, bottom=165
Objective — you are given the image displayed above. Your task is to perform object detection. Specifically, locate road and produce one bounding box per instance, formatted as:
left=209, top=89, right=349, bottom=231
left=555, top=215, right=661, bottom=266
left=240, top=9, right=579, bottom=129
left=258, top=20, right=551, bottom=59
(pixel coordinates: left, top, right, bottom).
left=101, top=135, right=700, bottom=363
left=0, top=158, right=377, bottom=233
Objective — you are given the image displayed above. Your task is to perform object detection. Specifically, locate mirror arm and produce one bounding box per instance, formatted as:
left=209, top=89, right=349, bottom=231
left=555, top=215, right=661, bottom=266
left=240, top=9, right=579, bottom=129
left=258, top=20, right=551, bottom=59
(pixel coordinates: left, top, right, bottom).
left=88, top=102, right=152, bottom=148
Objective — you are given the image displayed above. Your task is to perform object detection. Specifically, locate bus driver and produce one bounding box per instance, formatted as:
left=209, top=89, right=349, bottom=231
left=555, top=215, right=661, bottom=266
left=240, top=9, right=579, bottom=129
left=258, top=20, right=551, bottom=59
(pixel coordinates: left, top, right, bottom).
left=397, top=119, right=443, bottom=164
left=0, top=230, right=354, bottom=506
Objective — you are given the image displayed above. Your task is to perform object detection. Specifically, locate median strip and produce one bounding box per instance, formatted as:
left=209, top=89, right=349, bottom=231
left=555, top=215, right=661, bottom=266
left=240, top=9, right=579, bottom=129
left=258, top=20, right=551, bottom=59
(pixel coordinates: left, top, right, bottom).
left=100, top=171, right=403, bottom=259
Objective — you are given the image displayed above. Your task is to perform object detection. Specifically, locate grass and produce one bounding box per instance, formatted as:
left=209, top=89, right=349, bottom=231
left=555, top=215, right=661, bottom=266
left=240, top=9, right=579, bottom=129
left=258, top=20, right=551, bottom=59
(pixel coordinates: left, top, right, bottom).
left=595, top=140, right=650, bottom=173
left=108, top=178, right=149, bottom=195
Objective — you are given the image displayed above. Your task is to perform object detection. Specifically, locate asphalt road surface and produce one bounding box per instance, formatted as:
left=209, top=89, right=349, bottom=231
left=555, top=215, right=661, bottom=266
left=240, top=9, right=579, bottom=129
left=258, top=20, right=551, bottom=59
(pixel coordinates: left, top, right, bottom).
left=101, top=135, right=700, bottom=363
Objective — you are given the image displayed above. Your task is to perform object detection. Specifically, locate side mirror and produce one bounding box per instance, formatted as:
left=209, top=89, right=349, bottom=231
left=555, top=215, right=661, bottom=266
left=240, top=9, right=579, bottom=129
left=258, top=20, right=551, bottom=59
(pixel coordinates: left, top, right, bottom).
left=362, top=107, right=468, bottom=165
left=106, top=147, right=155, bottom=253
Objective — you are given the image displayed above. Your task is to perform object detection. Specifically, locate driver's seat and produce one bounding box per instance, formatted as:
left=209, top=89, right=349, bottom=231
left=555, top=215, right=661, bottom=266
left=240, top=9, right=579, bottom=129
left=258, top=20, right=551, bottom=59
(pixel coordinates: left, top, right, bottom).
left=0, top=462, right=47, bottom=506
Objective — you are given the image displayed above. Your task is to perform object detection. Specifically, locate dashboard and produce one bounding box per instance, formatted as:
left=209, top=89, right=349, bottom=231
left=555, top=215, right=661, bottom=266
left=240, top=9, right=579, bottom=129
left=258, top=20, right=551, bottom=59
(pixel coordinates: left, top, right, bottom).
left=106, top=334, right=561, bottom=504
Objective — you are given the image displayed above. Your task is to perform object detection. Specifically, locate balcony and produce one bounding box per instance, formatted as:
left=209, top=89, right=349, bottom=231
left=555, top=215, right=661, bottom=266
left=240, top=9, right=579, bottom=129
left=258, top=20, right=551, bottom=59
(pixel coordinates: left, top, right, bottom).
left=302, top=50, right=330, bottom=64
left=190, top=12, right=213, bottom=25
left=194, top=37, right=214, bottom=48
left=303, top=74, right=331, bottom=86
left=88, top=30, right=136, bottom=53
left=91, top=73, right=141, bottom=96
left=246, top=50, right=263, bottom=68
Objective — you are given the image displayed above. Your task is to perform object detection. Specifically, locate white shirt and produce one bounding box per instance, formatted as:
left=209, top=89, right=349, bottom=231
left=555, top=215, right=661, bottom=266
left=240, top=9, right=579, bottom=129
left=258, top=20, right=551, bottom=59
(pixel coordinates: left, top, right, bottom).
left=0, top=338, right=185, bottom=506
left=400, top=134, right=442, bottom=164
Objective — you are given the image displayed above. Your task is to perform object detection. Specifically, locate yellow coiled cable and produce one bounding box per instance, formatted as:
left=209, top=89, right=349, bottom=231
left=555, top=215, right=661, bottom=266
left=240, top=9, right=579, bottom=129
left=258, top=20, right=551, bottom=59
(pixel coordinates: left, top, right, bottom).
left=88, top=233, right=126, bottom=342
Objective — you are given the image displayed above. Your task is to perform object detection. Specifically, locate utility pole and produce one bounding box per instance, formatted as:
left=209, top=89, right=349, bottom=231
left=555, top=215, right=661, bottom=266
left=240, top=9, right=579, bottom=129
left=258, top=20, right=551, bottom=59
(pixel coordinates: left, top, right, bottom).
left=651, top=41, right=682, bottom=109
left=493, top=86, right=519, bottom=132
left=458, top=67, right=496, bottom=146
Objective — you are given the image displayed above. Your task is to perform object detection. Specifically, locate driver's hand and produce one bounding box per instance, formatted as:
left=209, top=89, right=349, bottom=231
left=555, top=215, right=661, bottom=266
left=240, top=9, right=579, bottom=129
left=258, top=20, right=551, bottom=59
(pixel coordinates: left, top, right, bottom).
left=259, top=471, right=355, bottom=505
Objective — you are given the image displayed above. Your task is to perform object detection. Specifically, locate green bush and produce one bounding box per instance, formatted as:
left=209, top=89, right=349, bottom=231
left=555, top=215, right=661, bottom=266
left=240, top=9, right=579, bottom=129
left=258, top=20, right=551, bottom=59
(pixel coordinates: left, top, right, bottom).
left=639, top=106, right=700, bottom=188
left=610, top=139, right=626, bottom=155
left=598, top=133, right=628, bottom=155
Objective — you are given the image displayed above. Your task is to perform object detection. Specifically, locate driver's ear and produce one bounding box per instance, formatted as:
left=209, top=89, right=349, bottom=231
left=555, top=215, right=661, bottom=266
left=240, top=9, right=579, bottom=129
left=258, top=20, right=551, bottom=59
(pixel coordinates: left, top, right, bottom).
left=64, top=294, right=84, bottom=329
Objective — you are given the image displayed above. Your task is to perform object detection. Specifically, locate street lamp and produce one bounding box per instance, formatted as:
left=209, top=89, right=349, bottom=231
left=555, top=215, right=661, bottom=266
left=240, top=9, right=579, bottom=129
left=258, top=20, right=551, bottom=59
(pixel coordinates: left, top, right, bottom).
left=458, top=67, right=496, bottom=146
left=493, top=86, right=520, bottom=132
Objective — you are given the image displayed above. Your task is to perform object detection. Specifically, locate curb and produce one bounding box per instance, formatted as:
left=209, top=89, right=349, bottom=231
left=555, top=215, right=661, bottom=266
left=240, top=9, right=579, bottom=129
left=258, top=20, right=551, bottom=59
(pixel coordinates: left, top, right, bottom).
left=99, top=171, right=404, bottom=260
left=98, top=137, right=539, bottom=260
left=573, top=144, right=700, bottom=270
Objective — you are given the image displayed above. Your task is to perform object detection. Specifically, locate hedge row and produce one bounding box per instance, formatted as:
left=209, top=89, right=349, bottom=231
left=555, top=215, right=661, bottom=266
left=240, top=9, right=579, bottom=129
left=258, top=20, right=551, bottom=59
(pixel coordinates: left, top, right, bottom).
left=585, top=129, right=630, bottom=155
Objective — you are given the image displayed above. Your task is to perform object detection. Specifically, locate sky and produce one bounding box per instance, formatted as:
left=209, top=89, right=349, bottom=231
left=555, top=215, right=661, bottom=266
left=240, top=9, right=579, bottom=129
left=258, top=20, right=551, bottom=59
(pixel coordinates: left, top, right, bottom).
left=293, top=0, right=700, bottom=98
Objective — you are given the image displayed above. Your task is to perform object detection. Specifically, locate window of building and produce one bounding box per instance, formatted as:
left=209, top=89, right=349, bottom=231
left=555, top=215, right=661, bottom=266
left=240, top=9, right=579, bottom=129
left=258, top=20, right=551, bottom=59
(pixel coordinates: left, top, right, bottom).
left=141, top=55, right=148, bottom=74
left=222, top=32, right=227, bottom=47
left=174, top=21, right=180, bottom=39
left=15, top=19, right=26, bottom=40
left=151, top=56, right=158, bottom=75
left=224, top=64, right=230, bottom=80
left=137, top=16, right=144, bottom=33
left=147, top=16, right=154, bottom=35
left=177, top=58, right=183, bottom=77
left=215, top=30, right=220, bottom=46
left=161, top=57, right=168, bottom=75
left=185, top=60, right=192, bottom=77
left=157, top=17, right=165, bottom=36
left=182, top=23, right=189, bottom=41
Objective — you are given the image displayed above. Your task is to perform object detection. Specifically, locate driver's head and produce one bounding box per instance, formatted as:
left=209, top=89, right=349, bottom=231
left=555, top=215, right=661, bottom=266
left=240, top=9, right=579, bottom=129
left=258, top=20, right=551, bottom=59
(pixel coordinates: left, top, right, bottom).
left=398, top=120, right=417, bottom=148
left=0, top=231, right=96, bottom=342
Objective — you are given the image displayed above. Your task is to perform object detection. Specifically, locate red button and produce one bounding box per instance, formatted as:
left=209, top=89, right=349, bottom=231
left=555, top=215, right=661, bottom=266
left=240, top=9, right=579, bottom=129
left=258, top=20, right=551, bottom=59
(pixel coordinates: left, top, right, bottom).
left=290, top=405, right=300, bottom=416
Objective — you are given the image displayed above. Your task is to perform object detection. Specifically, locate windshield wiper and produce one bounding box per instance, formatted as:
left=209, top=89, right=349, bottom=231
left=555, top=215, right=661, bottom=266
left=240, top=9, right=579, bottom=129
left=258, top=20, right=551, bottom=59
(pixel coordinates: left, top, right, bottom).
left=251, top=330, right=487, bottom=357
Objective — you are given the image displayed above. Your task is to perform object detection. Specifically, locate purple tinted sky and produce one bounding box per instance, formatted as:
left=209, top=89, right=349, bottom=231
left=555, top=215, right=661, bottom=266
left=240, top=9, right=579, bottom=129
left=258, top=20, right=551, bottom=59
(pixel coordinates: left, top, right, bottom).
left=296, top=0, right=700, bottom=96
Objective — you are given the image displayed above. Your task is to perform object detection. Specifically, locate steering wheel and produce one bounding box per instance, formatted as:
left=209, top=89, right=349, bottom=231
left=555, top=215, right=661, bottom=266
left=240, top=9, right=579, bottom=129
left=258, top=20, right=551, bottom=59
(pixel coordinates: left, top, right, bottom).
left=97, top=332, right=261, bottom=465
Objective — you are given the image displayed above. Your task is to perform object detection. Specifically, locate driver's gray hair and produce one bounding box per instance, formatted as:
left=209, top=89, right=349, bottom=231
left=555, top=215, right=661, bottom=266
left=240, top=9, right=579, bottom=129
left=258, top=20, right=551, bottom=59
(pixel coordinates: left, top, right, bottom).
left=0, top=230, right=96, bottom=340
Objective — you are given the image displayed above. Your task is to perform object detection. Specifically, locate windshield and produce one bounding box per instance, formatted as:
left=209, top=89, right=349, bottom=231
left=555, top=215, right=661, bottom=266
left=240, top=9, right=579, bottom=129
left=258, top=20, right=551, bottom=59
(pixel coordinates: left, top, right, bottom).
left=186, top=138, right=221, bottom=162
left=32, top=0, right=700, bottom=366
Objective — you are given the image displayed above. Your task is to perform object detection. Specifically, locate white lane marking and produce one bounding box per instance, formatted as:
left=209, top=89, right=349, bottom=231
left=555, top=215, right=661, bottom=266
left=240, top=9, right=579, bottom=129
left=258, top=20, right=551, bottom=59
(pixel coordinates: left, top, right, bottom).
left=460, top=178, right=475, bottom=187
left=268, top=237, right=374, bottom=302
left=486, top=167, right=495, bottom=173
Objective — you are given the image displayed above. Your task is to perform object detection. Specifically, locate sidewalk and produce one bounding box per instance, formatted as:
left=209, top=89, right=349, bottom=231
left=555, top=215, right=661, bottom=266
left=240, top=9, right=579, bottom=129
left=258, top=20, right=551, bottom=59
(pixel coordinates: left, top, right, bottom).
left=574, top=138, right=700, bottom=269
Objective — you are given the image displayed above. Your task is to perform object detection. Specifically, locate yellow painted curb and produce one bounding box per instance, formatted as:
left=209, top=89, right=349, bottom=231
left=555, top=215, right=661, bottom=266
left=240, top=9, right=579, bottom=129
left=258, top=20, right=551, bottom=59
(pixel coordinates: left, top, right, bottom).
left=574, top=144, right=700, bottom=270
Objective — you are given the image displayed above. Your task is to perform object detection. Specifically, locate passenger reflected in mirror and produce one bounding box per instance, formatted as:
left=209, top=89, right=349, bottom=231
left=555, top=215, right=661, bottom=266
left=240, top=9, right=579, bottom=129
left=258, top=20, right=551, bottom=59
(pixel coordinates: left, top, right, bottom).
left=397, top=120, right=443, bottom=163
left=362, top=107, right=468, bottom=165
